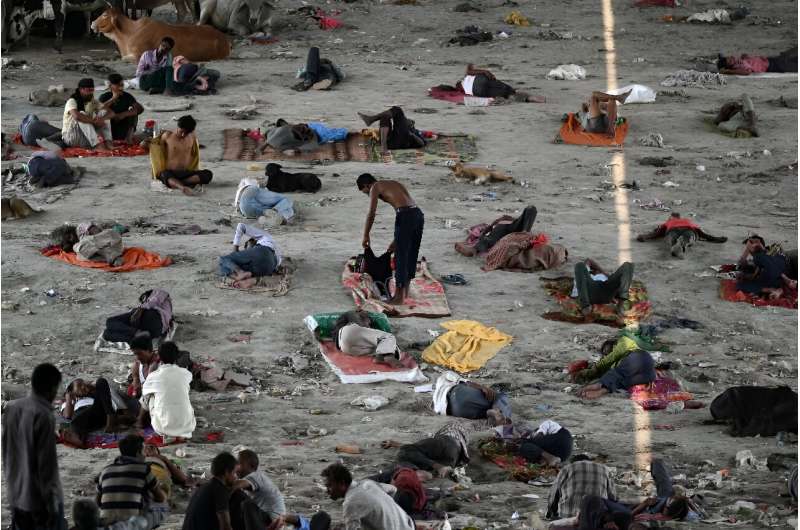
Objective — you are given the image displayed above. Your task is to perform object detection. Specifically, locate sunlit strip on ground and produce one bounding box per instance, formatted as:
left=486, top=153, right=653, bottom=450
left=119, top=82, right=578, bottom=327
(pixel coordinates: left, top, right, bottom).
left=601, top=0, right=649, bottom=469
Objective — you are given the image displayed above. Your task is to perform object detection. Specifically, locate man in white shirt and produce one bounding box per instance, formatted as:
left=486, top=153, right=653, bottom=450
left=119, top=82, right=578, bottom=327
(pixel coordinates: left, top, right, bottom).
left=457, top=64, right=541, bottom=102
left=571, top=258, right=634, bottom=320
left=62, top=78, right=113, bottom=150
left=321, top=463, right=414, bottom=530
left=218, top=223, right=282, bottom=288
left=136, top=343, right=195, bottom=441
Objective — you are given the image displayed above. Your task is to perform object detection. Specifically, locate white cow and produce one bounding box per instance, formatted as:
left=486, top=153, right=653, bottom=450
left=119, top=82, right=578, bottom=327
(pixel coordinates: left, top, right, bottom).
left=197, top=0, right=273, bottom=36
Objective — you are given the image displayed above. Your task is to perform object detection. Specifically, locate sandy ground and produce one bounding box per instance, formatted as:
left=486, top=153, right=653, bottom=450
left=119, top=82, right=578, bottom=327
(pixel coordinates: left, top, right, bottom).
left=1, top=0, right=798, bottom=527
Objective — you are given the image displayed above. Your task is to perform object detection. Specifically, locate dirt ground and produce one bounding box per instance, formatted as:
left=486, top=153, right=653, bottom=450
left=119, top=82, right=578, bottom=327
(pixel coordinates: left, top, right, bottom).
left=1, top=0, right=798, bottom=527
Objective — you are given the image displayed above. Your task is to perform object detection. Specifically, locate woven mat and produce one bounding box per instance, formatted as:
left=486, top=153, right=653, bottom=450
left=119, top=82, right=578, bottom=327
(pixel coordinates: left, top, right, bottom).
left=217, top=258, right=296, bottom=295
left=540, top=276, right=652, bottom=327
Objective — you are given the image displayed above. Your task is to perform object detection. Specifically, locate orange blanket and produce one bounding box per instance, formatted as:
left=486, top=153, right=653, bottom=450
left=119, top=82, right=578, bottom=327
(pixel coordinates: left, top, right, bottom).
left=41, top=246, right=172, bottom=272
left=557, top=113, right=629, bottom=147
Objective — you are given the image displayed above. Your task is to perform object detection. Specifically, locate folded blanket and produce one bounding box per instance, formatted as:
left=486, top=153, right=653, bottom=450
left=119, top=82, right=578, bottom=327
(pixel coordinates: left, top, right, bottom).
left=303, top=313, right=427, bottom=384
left=422, top=320, right=512, bottom=373
left=41, top=246, right=172, bottom=272
left=719, top=278, right=797, bottom=309
left=217, top=258, right=295, bottom=296
left=342, top=257, right=451, bottom=318
left=556, top=113, right=629, bottom=147
left=482, top=233, right=566, bottom=272
left=629, top=371, right=693, bottom=410
left=478, top=439, right=560, bottom=482
left=540, top=276, right=652, bottom=327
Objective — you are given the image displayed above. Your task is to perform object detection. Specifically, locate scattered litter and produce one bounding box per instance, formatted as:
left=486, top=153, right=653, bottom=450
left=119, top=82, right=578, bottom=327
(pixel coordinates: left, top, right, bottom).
left=638, top=132, right=664, bottom=148
left=696, top=165, right=706, bottom=172
left=662, top=180, right=679, bottom=187
left=608, top=84, right=656, bottom=104
left=633, top=198, right=671, bottom=211
left=225, top=105, right=259, bottom=120
left=687, top=9, right=731, bottom=24
left=449, top=25, right=493, bottom=46
left=661, top=70, right=726, bottom=88
left=547, top=64, right=586, bottom=81
left=350, top=395, right=389, bottom=411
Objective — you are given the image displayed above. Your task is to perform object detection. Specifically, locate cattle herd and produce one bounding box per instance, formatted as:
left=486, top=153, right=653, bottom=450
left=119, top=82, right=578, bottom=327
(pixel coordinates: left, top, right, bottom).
left=1, top=0, right=274, bottom=52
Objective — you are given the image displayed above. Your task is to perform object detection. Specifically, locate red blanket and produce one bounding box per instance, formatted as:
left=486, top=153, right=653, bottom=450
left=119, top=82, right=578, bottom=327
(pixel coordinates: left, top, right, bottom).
left=13, top=133, right=146, bottom=158
left=719, top=279, right=797, bottom=309
left=428, top=86, right=468, bottom=104
left=556, top=113, right=629, bottom=147
left=629, top=372, right=693, bottom=410
left=58, top=427, right=223, bottom=449
left=41, top=246, right=172, bottom=272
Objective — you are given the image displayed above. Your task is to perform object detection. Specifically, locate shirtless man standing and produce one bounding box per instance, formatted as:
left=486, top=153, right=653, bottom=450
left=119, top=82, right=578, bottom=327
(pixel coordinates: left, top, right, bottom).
left=156, top=115, right=213, bottom=195
left=357, top=173, right=424, bottom=305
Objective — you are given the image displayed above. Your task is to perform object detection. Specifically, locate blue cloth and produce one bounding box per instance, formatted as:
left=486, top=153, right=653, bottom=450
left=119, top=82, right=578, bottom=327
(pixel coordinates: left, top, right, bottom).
left=239, top=186, right=294, bottom=221
left=737, top=252, right=786, bottom=293
left=447, top=383, right=512, bottom=419
left=307, top=122, right=348, bottom=143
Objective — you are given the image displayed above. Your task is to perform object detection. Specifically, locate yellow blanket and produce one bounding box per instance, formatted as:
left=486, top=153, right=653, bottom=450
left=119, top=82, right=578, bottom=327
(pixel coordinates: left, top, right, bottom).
left=149, top=134, right=200, bottom=179
left=422, top=320, right=513, bottom=373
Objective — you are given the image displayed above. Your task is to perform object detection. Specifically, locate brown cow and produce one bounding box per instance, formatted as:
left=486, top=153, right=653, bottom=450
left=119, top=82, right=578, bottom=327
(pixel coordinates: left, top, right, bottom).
left=91, top=8, right=230, bottom=63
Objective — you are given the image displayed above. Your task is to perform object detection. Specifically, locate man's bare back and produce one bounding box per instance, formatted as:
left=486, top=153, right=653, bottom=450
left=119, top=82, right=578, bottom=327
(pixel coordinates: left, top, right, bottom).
left=162, top=130, right=196, bottom=171
left=371, top=180, right=415, bottom=210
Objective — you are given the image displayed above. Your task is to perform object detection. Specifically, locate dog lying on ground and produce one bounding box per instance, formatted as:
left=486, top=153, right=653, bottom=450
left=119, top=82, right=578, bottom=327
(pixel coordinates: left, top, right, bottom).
left=710, top=385, right=797, bottom=436
left=449, top=162, right=514, bottom=185
left=2, top=197, right=40, bottom=220
left=265, top=163, right=322, bottom=193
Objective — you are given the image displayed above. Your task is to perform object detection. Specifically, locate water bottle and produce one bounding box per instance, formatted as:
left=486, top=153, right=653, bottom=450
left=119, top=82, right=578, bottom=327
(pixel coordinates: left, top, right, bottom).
left=152, top=121, right=160, bottom=138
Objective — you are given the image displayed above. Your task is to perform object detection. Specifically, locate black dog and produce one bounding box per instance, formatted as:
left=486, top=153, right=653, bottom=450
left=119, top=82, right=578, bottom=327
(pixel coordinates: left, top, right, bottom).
left=710, top=385, right=797, bottom=437
left=265, top=163, right=321, bottom=193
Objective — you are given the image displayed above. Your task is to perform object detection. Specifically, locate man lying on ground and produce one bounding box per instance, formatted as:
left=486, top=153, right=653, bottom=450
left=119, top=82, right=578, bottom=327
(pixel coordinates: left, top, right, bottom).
left=234, top=176, right=294, bottom=226
left=96, top=434, right=168, bottom=526
left=629, top=458, right=692, bottom=522
left=358, top=106, right=426, bottom=156
left=133, top=37, right=175, bottom=94
left=20, top=113, right=65, bottom=148
left=153, top=115, right=213, bottom=195
left=261, top=119, right=347, bottom=154
left=60, top=377, right=138, bottom=447
left=576, top=347, right=656, bottom=400
left=572, top=259, right=634, bottom=319
left=456, top=63, right=542, bottom=102
left=103, top=289, right=173, bottom=345
left=495, top=420, right=573, bottom=467
left=636, top=212, right=727, bottom=259
left=578, top=90, right=632, bottom=136
left=717, top=47, right=798, bottom=75
left=172, top=55, right=221, bottom=95
left=293, top=46, right=344, bottom=91
left=99, top=73, right=144, bottom=143
left=432, top=371, right=511, bottom=421
left=358, top=173, right=425, bottom=305
left=381, top=414, right=507, bottom=479
left=327, top=310, right=403, bottom=367
left=218, top=223, right=282, bottom=288
left=49, top=222, right=124, bottom=266
left=137, top=343, right=195, bottom=442
left=546, top=457, right=618, bottom=520
left=62, top=78, right=113, bottom=151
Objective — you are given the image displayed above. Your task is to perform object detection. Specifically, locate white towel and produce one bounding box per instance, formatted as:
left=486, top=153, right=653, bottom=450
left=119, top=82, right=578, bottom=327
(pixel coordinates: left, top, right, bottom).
left=432, top=371, right=466, bottom=415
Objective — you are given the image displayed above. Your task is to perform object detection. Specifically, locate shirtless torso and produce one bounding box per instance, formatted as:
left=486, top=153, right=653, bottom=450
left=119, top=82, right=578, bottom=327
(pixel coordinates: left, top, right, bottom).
left=361, top=179, right=416, bottom=249
left=162, top=130, right=196, bottom=170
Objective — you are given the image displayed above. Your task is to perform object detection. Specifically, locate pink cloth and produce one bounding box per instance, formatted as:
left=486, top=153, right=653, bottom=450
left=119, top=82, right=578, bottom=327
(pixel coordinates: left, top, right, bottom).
left=726, top=55, right=770, bottom=74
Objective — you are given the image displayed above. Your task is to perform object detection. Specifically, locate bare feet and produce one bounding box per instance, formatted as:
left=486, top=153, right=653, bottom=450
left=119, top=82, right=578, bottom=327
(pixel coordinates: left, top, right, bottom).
left=233, top=277, right=259, bottom=289
left=435, top=465, right=452, bottom=479
left=95, top=143, right=111, bottom=152
left=381, top=440, right=401, bottom=449
left=179, top=185, right=194, bottom=196
left=358, top=112, right=373, bottom=127
left=617, top=89, right=633, bottom=103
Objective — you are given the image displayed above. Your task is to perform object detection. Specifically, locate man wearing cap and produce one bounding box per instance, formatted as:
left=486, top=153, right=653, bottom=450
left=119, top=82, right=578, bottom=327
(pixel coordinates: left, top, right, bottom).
left=62, top=78, right=113, bottom=150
